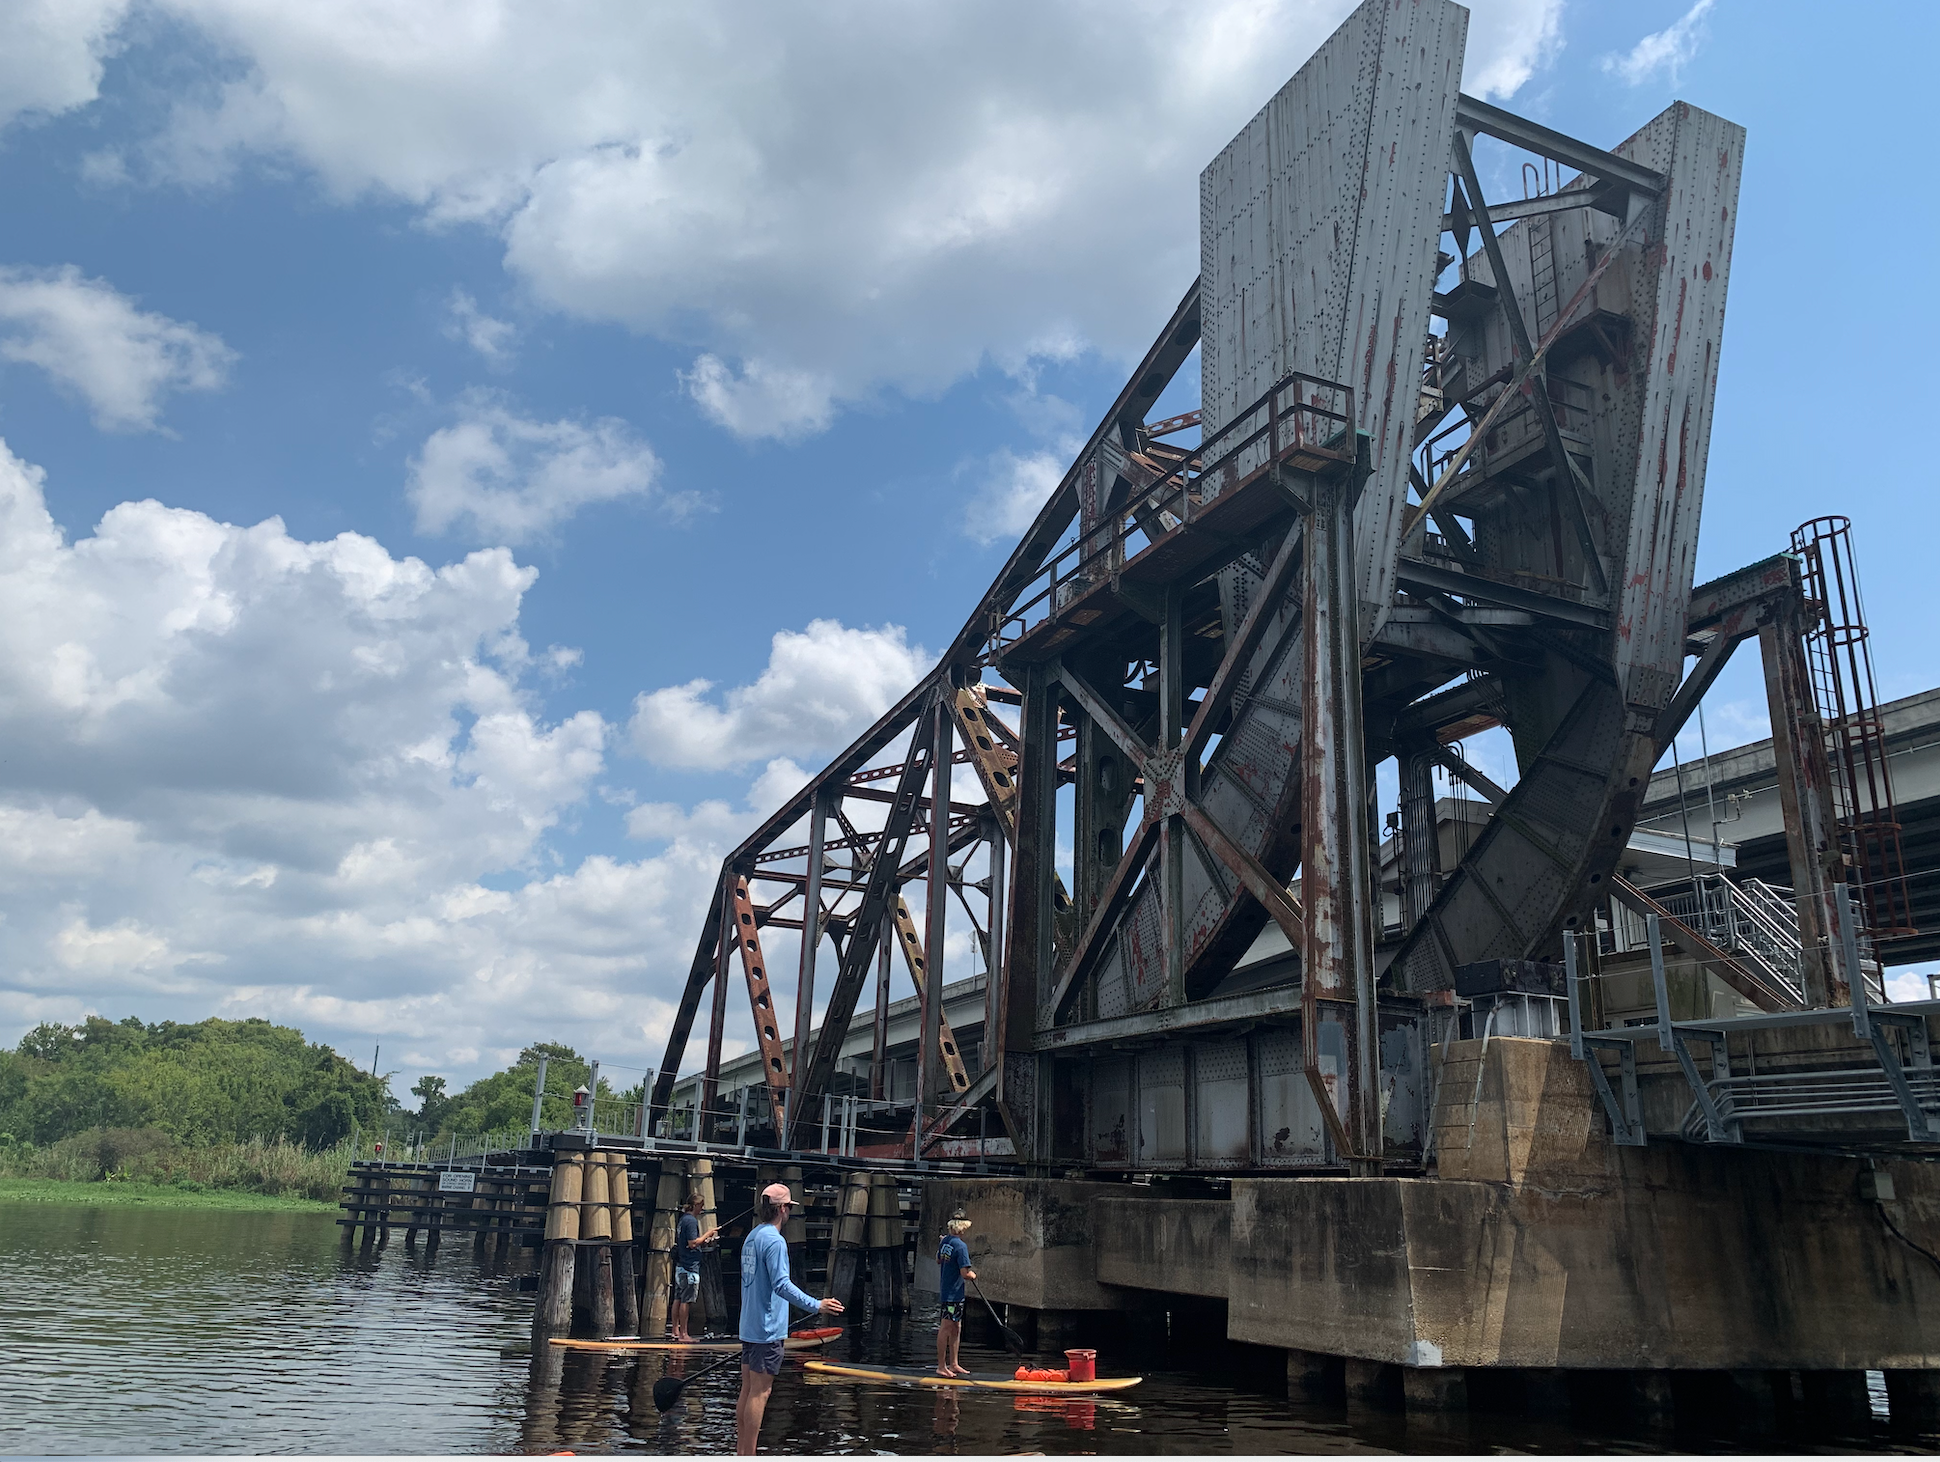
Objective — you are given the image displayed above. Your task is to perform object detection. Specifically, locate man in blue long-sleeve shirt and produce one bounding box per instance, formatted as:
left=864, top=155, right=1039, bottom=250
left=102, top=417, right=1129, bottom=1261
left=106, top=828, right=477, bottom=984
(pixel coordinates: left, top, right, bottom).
left=737, top=1182, right=843, bottom=1455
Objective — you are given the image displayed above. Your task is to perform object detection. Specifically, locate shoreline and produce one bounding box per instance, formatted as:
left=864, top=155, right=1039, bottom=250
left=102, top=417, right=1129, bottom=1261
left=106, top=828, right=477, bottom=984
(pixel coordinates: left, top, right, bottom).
left=0, top=1176, right=336, bottom=1213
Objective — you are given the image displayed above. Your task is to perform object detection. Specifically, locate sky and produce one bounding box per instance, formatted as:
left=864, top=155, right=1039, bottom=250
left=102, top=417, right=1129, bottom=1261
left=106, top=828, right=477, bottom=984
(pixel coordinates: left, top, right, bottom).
left=0, top=0, right=1934, bottom=1102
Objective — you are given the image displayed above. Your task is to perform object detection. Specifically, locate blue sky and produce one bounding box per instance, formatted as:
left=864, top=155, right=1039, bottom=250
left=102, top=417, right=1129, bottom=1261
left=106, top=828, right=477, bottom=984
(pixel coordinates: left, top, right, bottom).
left=0, top=0, right=1933, bottom=1096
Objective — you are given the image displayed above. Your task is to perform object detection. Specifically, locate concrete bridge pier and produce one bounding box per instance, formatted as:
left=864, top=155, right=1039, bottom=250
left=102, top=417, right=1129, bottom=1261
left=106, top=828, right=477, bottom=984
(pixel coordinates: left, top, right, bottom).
left=921, top=1035, right=1940, bottom=1432
left=1887, top=1370, right=1940, bottom=1433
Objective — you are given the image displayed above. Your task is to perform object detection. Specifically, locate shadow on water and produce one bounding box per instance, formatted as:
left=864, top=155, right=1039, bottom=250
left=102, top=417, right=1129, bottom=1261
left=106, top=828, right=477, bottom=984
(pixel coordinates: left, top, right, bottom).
left=4, top=1200, right=1939, bottom=1455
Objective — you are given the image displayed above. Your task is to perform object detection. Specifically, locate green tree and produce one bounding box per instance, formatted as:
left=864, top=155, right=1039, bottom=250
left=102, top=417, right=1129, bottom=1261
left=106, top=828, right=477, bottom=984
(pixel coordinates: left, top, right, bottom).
left=436, top=1043, right=626, bottom=1138
left=0, top=1015, right=393, bottom=1149
left=410, top=1074, right=450, bottom=1132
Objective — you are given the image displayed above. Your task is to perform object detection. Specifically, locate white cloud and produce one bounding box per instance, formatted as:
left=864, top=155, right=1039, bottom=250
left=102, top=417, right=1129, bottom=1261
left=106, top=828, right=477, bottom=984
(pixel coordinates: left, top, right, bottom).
left=1602, top=0, right=1713, bottom=87
left=1465, top=0, right=1565, bottom=99
left=0, top=264, right=235, bottom=432
left=407, top=393, right=668, bottom=544
left=0, top=0, right=130, bottom=131
left=0, top=435, right=771, bottom=1084
left=0, top=440, right=953, bottom=1088
left=101, top=0, right=1561, bottom=437
left=625, top=757, right=811, bottom=849
left=629, top=619, right=932, bottom=771
left=962, top=447, right=1065, bottom=546
left=444, top=287, right=517, bottom=365
left=682, top=354, right=835, bottom=442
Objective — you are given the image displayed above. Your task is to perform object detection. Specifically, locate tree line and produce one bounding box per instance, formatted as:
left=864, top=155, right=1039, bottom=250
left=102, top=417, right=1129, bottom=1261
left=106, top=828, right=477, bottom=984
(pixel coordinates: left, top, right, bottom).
left=0, top=1015, right=628, bottom=1152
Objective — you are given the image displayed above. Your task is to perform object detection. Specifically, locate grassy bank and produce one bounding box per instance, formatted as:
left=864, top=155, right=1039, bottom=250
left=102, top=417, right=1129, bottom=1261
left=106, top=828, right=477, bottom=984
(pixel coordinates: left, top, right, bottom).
left=0, top=1129, right=352, bottom=1204
left=0, top=1176, right=336, bottom=1211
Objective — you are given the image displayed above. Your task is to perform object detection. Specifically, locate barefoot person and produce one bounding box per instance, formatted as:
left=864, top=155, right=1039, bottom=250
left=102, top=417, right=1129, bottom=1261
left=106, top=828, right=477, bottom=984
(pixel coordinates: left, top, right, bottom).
left=736, top=1182, right=843, bottom=1455
left=671, top=1191, right=717, bottom=1343
left=936, top=1207, right=975, bottom=1378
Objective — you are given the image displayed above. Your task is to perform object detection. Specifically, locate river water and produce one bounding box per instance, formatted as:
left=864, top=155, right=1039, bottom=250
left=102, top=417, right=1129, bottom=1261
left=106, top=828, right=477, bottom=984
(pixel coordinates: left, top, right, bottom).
left=0, top=1200, right=1930, bottom=1456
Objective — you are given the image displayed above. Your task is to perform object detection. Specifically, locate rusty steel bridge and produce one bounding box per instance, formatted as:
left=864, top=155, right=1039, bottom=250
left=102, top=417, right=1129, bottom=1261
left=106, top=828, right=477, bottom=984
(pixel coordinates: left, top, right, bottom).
left=639, top=0, right=1925, bottom=1194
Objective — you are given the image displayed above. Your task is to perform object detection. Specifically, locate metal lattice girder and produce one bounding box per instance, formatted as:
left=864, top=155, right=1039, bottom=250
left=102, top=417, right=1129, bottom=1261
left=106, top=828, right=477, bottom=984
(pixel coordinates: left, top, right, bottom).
left=786, top=711, right=935, bottom=1146
left=952, top=686, right=1018, bottom=836
left=890, top=895, right=971, bottom=1095
left=727, top=874, right=791, bottom=1130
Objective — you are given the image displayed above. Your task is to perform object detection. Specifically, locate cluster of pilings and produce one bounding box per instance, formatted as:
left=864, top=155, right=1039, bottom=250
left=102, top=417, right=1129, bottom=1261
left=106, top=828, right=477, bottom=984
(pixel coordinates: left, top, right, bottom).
left=521, top=1144, right=919, bottom=1343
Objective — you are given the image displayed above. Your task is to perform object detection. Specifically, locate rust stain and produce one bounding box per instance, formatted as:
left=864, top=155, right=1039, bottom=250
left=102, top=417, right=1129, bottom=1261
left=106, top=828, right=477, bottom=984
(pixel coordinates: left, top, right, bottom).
left=1666, top=275, right=1688, bottom=376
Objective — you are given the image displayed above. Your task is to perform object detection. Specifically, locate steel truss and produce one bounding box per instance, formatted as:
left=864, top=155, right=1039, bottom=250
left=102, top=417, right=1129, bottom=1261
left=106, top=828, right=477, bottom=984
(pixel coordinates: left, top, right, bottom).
left=645, top=0, right=1903, bottom=1174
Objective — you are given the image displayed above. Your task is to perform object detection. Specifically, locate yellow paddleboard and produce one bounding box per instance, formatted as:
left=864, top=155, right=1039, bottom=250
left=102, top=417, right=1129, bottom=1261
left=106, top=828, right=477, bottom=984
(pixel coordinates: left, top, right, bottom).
left=804, top=1360, right=1142, bottom=1394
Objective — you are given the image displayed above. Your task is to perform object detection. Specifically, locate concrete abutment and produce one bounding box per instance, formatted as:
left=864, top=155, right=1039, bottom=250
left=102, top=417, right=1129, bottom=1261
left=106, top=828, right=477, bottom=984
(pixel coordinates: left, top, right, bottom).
left=921, top=1037, right=1940, bottom=1415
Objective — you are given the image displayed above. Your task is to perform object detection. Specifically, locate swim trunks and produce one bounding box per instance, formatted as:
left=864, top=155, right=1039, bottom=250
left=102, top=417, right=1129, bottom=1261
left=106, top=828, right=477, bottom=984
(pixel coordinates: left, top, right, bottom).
left=742, top=1339, right=785, bottom=1375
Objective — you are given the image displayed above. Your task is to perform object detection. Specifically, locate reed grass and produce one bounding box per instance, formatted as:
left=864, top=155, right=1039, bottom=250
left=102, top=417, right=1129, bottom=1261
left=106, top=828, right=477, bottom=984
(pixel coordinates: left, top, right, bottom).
left=0, top=1127, right=351, bottom=1203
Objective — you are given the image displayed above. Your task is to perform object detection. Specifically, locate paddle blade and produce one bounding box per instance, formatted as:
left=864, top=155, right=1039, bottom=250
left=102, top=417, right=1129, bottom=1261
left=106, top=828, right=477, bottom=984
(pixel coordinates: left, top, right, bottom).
left=651, top=1376, right=687, bottom=1412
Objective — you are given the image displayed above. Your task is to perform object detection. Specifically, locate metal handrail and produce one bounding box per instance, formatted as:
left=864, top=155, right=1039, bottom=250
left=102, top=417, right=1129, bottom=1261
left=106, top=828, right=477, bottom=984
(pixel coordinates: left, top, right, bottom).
left=991, top=370, right=1353, bottom=651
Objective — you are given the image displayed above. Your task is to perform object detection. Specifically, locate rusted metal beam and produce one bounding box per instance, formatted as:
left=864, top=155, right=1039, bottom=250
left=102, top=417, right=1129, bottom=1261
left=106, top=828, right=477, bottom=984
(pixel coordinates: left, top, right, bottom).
left=700, top=888, right=731, bottom=1121
left=787, top=713, right=935, bottom=1144
left=727, top=874, right=792, bottom=1130
left=1179, top=799, right=1305, bottom=948
left=1759, top=590, right=1842, bottom=1006
left=890, top=895, right=971, bottom=1098
left=1395, top=557, right=1610, bottom=630
left=1048, top=814, right=1159, bottom=1022
left=1449, top=137, right=1607, bottom=596
left=1454, top=93, right=1666, bottom=201
left=1300, top=470, right=1381, bottom=1173
left=1053, top=659, right=1154, bottom=767
left=1039, top=982, right=1303, bottom=1051
left=648, top=877, right=727, bottom=1119
left=791, top=792, right=829, bottom=1096
left=917, top=696, right=954, bottom=1133
left=869, top=915, right=891, bottom=1102
left=1428, top=741, right=1510, bottom=807
left=952, top=685, right=1019, bottom=837
left=1183, top=516, right=1304, bottom=769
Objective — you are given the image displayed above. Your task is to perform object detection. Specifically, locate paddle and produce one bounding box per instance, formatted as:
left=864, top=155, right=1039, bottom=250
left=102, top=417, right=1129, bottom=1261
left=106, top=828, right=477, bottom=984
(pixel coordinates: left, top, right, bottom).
left=650, top=1321, right=831, bottom=1412
left=968, top=1275, right=1029, bottom=1359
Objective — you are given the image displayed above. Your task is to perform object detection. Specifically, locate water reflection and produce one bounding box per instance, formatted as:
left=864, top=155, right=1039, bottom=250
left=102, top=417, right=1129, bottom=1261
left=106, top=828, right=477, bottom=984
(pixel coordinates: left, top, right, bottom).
left=2, top=1200, right=1936, bottom=1456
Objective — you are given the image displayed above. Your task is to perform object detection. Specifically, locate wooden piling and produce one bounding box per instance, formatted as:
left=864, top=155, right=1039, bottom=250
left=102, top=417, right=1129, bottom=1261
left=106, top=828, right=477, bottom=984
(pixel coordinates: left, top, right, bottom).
left=473, top=1178, right=492, bottom=1256
left=782, top=1163, right=806, bottom=1278
left=426, top=1178, right=444, bottom=1253
left=643, top=1157, right=685, bottom=1342
left=692, top=1157, right=727, bottom=1330
left=611, top=1155, right=640, bottom=1337
left=581, top=1149, right=616, bottom=1338
left=403, top=1169, right=423, bottom=1251
left=829, top=1171, right=870, bottom=1311
left=532, top=1152, right=583, bottom=1340
left=369, top=1169, right=391, bottom=1249
left=866, top=1172, right=905, bottom=1313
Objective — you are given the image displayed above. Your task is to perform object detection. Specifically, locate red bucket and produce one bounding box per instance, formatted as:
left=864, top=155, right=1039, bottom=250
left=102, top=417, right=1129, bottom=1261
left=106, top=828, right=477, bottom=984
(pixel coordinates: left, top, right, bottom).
left=1065, top=1348, right=1097, bottom=1383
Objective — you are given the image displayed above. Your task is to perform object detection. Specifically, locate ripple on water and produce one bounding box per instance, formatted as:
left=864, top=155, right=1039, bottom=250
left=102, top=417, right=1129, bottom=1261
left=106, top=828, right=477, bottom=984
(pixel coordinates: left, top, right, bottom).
left=0, top=1200, right=1929, bottom=1455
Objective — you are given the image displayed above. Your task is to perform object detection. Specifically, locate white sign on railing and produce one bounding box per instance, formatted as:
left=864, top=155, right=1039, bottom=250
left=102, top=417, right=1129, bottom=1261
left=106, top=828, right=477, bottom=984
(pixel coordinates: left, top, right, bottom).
left=437, top=1171, right=476, bottom=1193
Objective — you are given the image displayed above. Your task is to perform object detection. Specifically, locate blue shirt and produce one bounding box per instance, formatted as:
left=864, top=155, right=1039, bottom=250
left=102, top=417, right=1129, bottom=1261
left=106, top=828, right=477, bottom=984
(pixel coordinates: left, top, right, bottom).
left=739, top=1222, right=819, bottom=1342
left=938, top=1234, right=971, bottom=1304
left=676, top=1213, right=701, bottom=1275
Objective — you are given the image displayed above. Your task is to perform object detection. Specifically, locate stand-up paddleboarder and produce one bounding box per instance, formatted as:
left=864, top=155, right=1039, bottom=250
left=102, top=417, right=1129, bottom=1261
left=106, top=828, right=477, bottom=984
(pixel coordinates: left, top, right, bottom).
left=736, top=1182, right=843, bottom=1455
left=936, top=1207, right=975, bottom=1378
left=671, top=1191, right=717, bottom=1343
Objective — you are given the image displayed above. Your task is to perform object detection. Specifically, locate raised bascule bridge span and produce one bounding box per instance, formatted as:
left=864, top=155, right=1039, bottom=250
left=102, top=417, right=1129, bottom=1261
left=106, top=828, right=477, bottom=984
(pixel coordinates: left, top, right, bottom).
left=370, top=0, right=1940, bottom=1426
